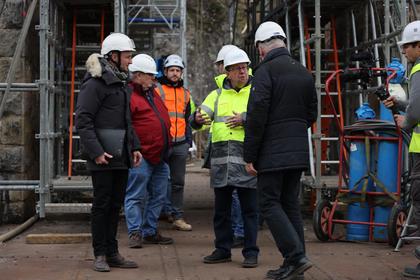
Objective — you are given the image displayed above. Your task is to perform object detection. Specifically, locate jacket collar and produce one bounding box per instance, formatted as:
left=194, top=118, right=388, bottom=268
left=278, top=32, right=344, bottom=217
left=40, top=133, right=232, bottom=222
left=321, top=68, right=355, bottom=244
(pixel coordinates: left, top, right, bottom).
left=254, top=47, right=290, bottom=71
left=158, top=75, right=184, bottom=88
left=222, top=76, right=253, bottom=92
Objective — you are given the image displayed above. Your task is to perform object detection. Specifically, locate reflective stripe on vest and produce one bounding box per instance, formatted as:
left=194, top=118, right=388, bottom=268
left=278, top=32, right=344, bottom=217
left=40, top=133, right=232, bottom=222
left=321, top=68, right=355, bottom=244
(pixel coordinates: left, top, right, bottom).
left=409, top=63, right=420, bottom=153
left=156, top=83, right=190, bottom=142
left=203, top=84, right=251, bottom=143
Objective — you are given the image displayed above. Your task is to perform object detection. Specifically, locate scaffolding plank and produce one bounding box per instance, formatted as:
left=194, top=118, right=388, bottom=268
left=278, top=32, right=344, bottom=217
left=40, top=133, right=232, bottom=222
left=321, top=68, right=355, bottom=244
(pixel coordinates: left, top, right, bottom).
left=26, top=233, right=91, bottom=244
left=45, top=203, right=92, bottom=214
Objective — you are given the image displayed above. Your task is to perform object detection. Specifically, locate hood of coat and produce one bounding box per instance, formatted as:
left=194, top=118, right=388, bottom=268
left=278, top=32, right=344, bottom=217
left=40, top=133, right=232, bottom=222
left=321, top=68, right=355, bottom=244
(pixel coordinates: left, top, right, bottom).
left=84, top=53, right=127, bottom=85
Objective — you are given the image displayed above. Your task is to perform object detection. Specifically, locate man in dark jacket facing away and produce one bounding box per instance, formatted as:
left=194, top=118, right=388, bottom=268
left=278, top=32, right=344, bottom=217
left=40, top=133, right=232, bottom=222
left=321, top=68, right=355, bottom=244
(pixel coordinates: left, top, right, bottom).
left=76, top=33, right=142, bottom=272
left=244, top=21, right=317, bottom=280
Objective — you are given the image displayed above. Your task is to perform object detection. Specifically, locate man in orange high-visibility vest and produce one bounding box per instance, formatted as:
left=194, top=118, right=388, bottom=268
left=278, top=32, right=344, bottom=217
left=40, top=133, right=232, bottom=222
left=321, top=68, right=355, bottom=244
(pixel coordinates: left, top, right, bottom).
left=156, top=54, right=194, bottom=231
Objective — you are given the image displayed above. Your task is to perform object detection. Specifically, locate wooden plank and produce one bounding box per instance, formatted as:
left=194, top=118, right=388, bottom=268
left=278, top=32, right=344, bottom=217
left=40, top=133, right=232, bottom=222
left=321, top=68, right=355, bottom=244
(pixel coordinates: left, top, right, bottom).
left=45, top=203, right=92, bottom=214
left=26, top=233, right=91, bottom=244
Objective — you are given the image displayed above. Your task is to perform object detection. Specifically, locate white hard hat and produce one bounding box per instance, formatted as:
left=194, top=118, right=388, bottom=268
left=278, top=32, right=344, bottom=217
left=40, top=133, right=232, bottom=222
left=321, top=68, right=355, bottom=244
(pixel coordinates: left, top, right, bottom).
left=224, top=48, right=250, bottom=69
left=164, top=54, right=184, bottom=69
left=129, top=54, right=157, bottom=75
left=254, top=21, right=286, bottom=46
left=397, top=20, right=420, bottom=48
left=101, top=33, right=136, bottom=55
left=215, top=44, right=239, bottom=63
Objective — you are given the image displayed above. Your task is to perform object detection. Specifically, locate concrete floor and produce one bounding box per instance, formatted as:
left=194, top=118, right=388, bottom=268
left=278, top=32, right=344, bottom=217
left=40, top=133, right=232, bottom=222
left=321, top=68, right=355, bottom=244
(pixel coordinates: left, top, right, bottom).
left=0, top=163, right=417, bottom=280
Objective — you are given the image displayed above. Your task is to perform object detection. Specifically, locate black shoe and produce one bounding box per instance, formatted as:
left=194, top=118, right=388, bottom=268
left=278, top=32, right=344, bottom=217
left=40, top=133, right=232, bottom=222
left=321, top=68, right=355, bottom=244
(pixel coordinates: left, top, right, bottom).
left=242, top=255, right=258, bottom=268
left=106, top=253, right=138, bottom=268
left=203, top=249, right=232, bottom=264
left=93, top=255, right=110, bottom=272
left=232, top=236, right=244, bottom=248
left=403, top=265, right=420, bottom=279
left=415, top=246, right=420, bottom=260
left=143, top=232, right=174, bottom=245
left=266, top=266, right=304, bottom=279
left=275, top=258, right=312, bottom=280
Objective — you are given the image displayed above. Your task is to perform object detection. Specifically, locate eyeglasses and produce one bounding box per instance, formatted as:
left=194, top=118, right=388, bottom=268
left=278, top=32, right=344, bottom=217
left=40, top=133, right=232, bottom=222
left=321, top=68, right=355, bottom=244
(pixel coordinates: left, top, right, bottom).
left=228, top=65, right=248, bottom=72
left=400, top=43, right=418, bottom=51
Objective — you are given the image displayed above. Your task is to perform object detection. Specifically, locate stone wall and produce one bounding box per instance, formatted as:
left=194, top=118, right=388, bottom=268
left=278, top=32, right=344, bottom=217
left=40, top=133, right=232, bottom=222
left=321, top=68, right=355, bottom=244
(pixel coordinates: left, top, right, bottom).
left=0, top=0, right=38, bottom=224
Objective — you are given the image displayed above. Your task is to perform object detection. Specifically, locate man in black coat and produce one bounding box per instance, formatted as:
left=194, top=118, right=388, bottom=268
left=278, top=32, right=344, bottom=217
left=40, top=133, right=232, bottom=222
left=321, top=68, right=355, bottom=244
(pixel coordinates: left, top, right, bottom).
left=244, top=21, right=317, bottom=280
left=76, top=33, right=142, bottom=272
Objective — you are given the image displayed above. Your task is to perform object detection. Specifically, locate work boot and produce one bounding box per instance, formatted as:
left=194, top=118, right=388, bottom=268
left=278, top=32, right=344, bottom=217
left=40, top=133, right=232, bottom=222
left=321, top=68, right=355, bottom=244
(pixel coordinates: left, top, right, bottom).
left=274, top=257, right=312, bottom=280
left=403, top=264, right=420, bottom=279
left=93, top=255, right=110, bottom=272
left=266, top=265, right=304, bottom=280
left=242, top=255, right=258, bottom=268
left=232, top=236, right=244, bottom=248
left=143, top=232, right=174, bottom=245
left=106, top=253, right=138, bottom=268
left=173, top=219, right=192, bottom=231
left=203, top=249, right=231, bottom=264
left=128, top=232, right=142, bottom=248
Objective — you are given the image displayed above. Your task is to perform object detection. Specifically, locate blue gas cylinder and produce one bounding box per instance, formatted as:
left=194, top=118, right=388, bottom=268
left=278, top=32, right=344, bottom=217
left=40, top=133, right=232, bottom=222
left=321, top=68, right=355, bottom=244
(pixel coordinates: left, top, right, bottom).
left=373, top=104, right=399, bottom=241
left=346, top=141, right=373, bottom=241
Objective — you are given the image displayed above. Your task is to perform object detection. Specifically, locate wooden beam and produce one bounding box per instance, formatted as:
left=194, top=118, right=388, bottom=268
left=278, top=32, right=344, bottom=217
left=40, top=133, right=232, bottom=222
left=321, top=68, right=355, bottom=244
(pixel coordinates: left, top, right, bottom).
left=26, top=233, right=91, bottom=244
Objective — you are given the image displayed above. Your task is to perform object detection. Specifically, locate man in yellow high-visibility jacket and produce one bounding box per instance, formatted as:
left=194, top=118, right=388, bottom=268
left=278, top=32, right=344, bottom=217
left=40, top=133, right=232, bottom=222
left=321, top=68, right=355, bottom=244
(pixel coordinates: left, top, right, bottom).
left=191, top=48, right=259, bottom=268
left=383, top=20, right=420, bottom=278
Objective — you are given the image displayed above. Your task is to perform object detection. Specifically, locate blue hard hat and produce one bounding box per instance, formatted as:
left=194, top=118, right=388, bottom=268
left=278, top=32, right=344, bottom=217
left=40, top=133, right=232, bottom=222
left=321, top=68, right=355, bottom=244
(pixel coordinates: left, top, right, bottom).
left=387, top=57, right=406, bottom=84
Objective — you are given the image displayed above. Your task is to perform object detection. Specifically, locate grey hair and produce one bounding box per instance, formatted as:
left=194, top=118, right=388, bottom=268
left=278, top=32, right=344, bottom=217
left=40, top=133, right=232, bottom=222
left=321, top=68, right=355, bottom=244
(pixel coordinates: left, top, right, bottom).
left=258, top=38, right=286, bottom=51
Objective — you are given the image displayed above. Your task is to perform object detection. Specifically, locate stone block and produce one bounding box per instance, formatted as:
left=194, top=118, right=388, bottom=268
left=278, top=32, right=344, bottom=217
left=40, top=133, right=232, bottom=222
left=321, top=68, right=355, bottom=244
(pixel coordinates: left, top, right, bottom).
left=0, top=91, right=23, bottom=117
left=0, top=29, right=20, bottom=57
left=4, top=197, right=35, bottom=223
left=0, top=145, right=23, bottom=172
left=0, top=57, right=27, bottom=83
left=8, top=190, right=32, bottom=202
left=0, top=0, right=24, bottom=29
left=0, top=115, right=23, bottom=144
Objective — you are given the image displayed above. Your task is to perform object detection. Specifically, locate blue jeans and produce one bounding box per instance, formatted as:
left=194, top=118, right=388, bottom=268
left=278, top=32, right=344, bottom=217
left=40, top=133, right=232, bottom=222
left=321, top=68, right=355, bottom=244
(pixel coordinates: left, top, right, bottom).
left=231, top=190, right=244, bottom=237
left=124, top=160, right=169, bottom=237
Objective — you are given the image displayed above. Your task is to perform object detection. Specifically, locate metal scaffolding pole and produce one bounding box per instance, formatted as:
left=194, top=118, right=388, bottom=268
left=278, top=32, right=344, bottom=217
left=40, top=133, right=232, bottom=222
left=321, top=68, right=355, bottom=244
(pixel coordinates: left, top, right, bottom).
left=384, top=0, right=391, bottom=64
left=114, top=0, right=121, bottom=32
left=401, top=0, right=408, bottom=66
left=369, top=0, right=382, bottom=85
left=180, top=0, right=188, bottom=88
left=314, top=0, right=322, bottom=198
left=284, top=0, right=290, bottom=52
left=298, top=0, right=306, bottom=66
left=38, top=0, right=51, bottom=218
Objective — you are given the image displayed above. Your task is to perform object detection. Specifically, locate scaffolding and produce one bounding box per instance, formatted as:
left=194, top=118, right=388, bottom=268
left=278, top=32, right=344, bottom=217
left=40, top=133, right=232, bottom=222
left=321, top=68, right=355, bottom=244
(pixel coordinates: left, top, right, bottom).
left=0, top=0, right=188, bottom=219
left=243, top=0, right=418, bottom=200
left=0, top=0, right=418, bottom=221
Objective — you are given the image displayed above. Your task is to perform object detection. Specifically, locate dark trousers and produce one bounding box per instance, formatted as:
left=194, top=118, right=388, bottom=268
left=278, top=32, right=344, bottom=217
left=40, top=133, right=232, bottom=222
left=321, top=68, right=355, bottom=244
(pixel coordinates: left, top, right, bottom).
left=168, top=142, right=189, bottom=219
left=91, top=169, right=128, bottom=257
left=258, top=170, right=305, bottom=265
left=411, top=153, right=420, bottom=228
left=213, top=186, right=259, bottom=258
